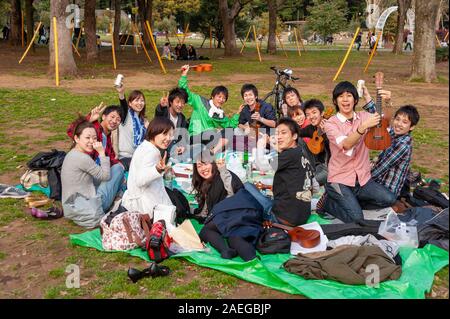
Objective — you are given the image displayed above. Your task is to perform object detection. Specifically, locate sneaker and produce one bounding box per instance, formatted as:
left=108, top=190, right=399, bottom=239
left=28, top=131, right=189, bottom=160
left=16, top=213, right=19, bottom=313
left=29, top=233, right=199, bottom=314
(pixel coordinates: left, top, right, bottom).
left=0, top=186, right=30, bottom=199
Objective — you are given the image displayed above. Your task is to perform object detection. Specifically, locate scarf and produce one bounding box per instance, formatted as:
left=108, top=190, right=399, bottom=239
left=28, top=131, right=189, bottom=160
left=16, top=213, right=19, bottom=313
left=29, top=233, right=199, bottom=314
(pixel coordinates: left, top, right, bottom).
left=208, top=100, right=224, bottom=119
left=129, top=108, right=146, bottom=147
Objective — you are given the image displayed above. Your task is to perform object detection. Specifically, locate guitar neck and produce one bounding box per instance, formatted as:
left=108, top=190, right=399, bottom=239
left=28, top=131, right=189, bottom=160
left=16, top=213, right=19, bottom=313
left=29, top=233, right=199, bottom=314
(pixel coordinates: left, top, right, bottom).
left=376, top=88, right=382, bottom=114
left=272, top=222, right=292, bottom=232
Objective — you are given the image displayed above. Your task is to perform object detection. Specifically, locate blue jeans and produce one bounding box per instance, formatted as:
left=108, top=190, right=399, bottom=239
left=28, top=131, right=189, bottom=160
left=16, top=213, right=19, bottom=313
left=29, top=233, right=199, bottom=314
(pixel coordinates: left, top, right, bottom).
left=323, top=179, right=396, bottom=223
left=96, top=164, right=124, bottom=212
left=243, top=182, right=275, bottom=222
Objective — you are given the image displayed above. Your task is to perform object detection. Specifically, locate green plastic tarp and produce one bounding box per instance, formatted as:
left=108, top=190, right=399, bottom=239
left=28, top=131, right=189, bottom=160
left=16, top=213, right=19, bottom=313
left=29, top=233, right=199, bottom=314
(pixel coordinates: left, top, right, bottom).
left=69, top=215, right=449, bottom=299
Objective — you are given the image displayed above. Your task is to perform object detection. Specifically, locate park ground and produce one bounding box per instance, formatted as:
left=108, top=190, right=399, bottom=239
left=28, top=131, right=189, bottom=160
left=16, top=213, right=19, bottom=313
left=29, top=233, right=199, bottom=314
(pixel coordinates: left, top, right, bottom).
left=0, top=42, right=448, bottom=299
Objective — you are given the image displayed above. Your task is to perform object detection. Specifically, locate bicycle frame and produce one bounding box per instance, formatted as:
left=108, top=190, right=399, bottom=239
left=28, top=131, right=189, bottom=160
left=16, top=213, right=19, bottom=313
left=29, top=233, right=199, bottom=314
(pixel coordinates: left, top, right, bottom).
left=263, top=67, right=298, bottom=118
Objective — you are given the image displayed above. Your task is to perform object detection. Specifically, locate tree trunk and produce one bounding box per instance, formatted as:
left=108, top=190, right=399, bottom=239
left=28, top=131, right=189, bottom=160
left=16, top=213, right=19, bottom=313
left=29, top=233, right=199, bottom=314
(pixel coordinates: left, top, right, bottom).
left=218, top=0, right=240, bottom=56
left=84, top=0, right=98, bottom=61
left=410, top=0, right=440, bottom=82
left=267, top=0, right=277, bottom=54
left=10, top=0, right=21, bottom=46
left=49, top=0, right=78, bottom=76
left=137, top=0, right=152, bottom=49
left=113, top=0, right=121, bottom=51
left=25, top=0, right=34, bottom=51
left=393, top=0, right=411, bottom=54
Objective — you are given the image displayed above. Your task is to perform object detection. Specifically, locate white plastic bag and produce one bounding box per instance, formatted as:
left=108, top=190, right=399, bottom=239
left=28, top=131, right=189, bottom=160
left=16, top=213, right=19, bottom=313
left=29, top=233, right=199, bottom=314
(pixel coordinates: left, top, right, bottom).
left=378, top=212, right=419, bottom=248
left=226, top=153, right=247, bottom=182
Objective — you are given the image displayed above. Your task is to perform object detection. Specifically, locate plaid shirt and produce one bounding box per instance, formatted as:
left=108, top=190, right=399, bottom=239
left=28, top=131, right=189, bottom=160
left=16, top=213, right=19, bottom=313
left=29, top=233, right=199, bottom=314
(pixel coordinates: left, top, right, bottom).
left=371, top=128, right=412, bottom=196
left=67, top=113, right=120, bottom=167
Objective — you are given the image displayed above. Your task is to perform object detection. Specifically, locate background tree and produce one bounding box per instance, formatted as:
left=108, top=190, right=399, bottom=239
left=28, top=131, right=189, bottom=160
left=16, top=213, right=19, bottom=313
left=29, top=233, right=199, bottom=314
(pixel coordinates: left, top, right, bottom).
left=218, top=0, right=252, bottom=56
left=9, top=0, right=21, bottom=46
left=49, top=0, right=77, bottom=76
left=393, top=0, right=411, bottom=54
left=410, top=0, right=441, bottom=82
left=306, top=0, right=348, bottom=42
left=85, top=0, right=98, bottom=61
left=113, top=0, right=121, bottom=50
left=137, top=0, right=152, bottom=48
left=25, top=0, right=34, bottom=51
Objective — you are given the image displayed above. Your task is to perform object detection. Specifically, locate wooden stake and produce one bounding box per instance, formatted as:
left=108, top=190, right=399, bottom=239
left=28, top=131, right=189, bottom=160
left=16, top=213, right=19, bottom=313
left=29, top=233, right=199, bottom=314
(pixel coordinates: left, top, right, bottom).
left=333, top=27, right=360, bottom=81
left=297, top=28, right=306, bottom=52
left=21, top=10, right=24, bottom=47
left=252, top=25, right=262, bottom=62
left=294, top=27, right=301, bottom=56
left=146, top=20, right=167, bottom=74
left=276, top=33, right=288, bottom=58
left=75, top=22, right=83, bottom=50
left=240, top=25, right=252, bottom=54
left=444, top=31, right=449, bottom=41
left=133, top=23, right=151, bottom=62
left=19, top=21, right=42, bottom=64
left=182, top=23, right=189, bottom=45
left=123, top=25, right=131, bottom=50
left=436, top=34, right=442, bottom=47
left=111, top=31, right=117, bottom=69
left=52, top=17, right=59, bottom=87
left=209, top=25, right=212, bottom=49
left=364, top=31, right=382, bottom=73
left=72, top=43, right=81, bottom=57
left=132, top=23, right=138, bottom=54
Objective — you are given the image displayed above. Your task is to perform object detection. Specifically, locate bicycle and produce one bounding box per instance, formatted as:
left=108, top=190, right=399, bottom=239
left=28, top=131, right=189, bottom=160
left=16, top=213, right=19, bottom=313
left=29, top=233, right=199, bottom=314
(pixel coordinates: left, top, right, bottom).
left=262, top=66, right=299, bottom=118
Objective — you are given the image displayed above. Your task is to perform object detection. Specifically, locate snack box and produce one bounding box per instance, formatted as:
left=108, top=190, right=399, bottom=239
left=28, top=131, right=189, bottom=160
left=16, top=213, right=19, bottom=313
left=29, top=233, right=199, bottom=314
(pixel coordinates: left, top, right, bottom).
left=172, top=163, right=194, bottom=179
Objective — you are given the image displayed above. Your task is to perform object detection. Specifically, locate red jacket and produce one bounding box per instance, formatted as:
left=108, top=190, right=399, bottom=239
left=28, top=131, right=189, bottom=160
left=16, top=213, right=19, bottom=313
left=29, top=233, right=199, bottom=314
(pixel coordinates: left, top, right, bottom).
left=67, top=113, right=120, bottom=166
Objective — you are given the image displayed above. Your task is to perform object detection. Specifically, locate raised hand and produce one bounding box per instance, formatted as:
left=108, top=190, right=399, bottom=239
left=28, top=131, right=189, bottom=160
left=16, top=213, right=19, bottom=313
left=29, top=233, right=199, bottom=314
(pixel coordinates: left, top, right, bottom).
left=160, top=96, right=169, bottom=108
left=116, top=84, right=125, bottom=98
left=181, top=65, right=190, bottom=76
left=93, top=141, right=105, bottom=156
left=89, top=102, right=107, bottom=123
left=215, top=157, right=226, bottom=170
left=156, top=151, right=168, bottom=174
left=361, top=113, right=381, bottom=131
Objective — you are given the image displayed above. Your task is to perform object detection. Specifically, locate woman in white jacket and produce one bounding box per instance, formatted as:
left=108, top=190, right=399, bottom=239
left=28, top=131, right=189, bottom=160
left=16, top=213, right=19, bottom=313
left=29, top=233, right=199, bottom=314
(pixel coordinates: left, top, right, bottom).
left=121, top=117, right=175, bottom=216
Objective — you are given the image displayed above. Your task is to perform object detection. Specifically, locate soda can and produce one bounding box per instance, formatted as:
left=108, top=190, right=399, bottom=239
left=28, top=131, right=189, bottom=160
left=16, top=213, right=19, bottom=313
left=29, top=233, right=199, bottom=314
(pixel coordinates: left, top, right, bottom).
left=357, top=79, right=365, bottom=98
left=114, top=74, right=124, bottom=88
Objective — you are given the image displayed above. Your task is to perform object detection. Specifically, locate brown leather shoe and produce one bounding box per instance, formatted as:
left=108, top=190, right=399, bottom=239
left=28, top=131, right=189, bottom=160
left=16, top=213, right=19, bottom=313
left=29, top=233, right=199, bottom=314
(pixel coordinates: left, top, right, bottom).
left=27, top=198, right=54, bottom=208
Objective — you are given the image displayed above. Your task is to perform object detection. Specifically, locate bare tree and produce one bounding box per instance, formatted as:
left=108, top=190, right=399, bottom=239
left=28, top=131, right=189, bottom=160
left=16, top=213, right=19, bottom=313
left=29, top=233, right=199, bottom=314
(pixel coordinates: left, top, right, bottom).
left=25, top=0, right=34, bottom=51
left=84, top=0, right=98, bottom=61
left=49, top=0, right=78, bottom=76
left=113, top=0, right=121, bottom=51
left=218, top=0, right=251, bottom=56
left=410, top=0, right=440, bottom=82
left=10, top=0, right=21, bottom=46
left=393, top=0, right=412, bottom=54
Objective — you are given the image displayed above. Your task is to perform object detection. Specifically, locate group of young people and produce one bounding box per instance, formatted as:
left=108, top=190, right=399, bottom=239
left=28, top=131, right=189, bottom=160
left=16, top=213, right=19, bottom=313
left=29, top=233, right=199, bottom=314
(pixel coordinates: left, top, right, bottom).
left=162, top=43, right=197, bottom=61
left=61, top=64, right=420, bottom=261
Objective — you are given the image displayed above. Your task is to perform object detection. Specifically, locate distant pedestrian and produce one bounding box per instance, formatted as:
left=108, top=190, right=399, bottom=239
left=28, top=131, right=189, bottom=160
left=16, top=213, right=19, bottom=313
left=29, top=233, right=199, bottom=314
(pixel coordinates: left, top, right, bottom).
left=2, top=24, right=9, bottom=40
left=404, top=32, right=413, bottom=51
left=355, top=31, right=362, bottom=51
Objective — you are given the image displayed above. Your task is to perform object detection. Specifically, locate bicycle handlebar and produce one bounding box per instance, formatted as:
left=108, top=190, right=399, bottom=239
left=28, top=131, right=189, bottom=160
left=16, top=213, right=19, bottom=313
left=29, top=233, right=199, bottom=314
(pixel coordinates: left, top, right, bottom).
left=270, top=66, right=299, bottom=81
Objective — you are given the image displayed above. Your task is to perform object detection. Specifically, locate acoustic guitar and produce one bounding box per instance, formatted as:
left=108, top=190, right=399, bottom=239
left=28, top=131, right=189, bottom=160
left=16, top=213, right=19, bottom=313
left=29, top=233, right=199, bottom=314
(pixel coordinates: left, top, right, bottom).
left=364, top=72, right=391, bottom=150
left=263, top=221, right=321, bottom=248
left=306, top=107, right=334, bottom=155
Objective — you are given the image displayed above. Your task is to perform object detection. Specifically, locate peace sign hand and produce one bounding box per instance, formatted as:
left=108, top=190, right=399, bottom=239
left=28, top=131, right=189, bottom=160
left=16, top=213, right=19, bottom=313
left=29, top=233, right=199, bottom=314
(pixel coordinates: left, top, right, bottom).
left=89, top=102, right=106, bottom=123
left=156, top=151, right=168, bottom=174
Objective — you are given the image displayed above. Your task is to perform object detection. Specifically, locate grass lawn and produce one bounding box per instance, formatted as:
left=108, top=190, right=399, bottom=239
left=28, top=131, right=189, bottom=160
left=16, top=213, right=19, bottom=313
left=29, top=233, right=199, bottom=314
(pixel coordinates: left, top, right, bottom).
left=0, top=45, right=448, bottom=298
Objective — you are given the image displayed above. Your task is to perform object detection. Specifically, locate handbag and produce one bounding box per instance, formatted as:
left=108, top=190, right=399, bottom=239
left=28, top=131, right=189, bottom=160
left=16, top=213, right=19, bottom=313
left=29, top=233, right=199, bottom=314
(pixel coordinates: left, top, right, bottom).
left=256, top=227, right=291, bottom=254
left=20, top=169, right=48, bottom=189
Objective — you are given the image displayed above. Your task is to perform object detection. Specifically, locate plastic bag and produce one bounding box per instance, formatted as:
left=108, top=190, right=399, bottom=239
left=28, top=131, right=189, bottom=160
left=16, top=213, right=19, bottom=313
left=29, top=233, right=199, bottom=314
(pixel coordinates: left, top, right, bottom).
left=226, top=153, right=247, bottom=182
left=378, top=211, right=419, bottom=248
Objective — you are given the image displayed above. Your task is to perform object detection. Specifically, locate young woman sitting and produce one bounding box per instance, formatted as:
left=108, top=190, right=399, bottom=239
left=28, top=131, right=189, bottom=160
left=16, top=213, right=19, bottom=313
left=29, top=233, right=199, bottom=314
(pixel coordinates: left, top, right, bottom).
left=61, top=118, right=124, bottom=226
left=116, top=86, right=149, bottom=170
left=255, top=118, right=317, bottom=227
left=192, top=152, right=262, bottom=261
left=121, top=117, right=175, bottom=216
left=287, top=105, right=311, bottom=143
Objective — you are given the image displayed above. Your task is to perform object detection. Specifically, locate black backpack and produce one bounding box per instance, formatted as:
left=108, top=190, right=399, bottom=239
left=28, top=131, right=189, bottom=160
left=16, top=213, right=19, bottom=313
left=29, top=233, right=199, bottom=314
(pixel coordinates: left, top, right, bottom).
left=27, top=149, right=66, bottom=200
left=256, top=227, right=291, bottom=254
left=413, top=184, right=449, bottom=209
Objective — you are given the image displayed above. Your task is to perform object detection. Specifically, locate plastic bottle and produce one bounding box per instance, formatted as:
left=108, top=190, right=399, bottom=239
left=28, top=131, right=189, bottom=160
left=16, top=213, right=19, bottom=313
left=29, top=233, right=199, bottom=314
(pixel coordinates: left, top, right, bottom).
left=164, top=167, right=174, bottom=190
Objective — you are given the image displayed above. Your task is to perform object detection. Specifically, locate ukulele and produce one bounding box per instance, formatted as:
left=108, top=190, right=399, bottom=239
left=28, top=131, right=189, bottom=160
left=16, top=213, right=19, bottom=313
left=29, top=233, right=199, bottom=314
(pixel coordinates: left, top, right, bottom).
left=263, top=221, right=321, bottom=248
left=364, top=72, right=391, bottom=150
left=250, top=102, right=261, bottom=139
left=306, top=107, right=334, bottom=155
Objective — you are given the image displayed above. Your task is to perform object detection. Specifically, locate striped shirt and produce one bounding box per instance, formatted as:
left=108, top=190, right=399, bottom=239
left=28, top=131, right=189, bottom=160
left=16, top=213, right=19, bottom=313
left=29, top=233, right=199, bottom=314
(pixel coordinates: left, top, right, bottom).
left=371, top=128, right=412, bottom=196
